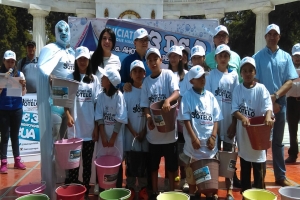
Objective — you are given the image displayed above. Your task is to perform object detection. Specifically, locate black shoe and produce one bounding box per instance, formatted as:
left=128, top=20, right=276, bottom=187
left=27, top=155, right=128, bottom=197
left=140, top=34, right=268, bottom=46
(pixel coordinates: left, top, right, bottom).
left=206, top=194, right=218, bottom=200
left=233, top=173, right=241, bottom=188
left=285, top=156, right=297, bottom=163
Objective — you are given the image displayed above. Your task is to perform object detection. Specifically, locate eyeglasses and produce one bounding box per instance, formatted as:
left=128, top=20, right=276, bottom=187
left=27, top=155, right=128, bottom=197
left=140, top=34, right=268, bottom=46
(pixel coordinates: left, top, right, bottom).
left=215, top=34, right=228, bottom=39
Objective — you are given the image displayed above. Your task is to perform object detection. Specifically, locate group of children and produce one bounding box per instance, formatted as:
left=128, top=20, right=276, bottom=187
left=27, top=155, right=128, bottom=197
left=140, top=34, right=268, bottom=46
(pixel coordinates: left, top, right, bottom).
left=64, top=39, right=273, bottom=200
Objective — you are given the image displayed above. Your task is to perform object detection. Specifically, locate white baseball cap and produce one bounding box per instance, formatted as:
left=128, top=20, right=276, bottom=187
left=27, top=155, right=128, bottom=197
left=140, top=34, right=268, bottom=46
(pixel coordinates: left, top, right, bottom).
left=133, top=28, right=150, bottom=41
left=215, top=44, right=231, bottom=56
left=145, top=48, right=161, bottom=59
left=179, top=46, right=190, bottom=55
left=75, top=46, right=90, bottom=60
left=188, top=65, right=209, bottom=81
left=166, top=45, right=182, bottom=58
left=130, top=60, right=146, bottom=72
left=265, top=24, right=280, bottom=35
left=3, top=50, right=16, bottom=61
left=240, top=57, right=256, bottom=70
left=98, top=67, right=121, bottom=87
left=214, top=25, right=229, bottom=37
left=292, top=43, right=300, bottom=56
left=191, top=45, right=205, bottom=58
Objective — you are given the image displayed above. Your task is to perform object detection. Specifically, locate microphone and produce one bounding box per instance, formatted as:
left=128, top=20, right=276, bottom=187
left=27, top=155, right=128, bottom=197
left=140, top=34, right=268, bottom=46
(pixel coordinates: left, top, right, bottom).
left=5, top=68, right=13, bottom=78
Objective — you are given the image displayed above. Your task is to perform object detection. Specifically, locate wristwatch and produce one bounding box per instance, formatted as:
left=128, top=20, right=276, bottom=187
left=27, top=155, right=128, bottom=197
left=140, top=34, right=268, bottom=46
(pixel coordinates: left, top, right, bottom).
left=274, top=92, right=279, bottom=99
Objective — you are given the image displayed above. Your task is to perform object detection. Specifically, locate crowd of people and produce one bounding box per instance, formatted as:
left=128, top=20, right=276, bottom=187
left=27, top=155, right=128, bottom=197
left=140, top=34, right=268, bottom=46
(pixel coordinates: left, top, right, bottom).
left=0, top=20, right=299, bottom=200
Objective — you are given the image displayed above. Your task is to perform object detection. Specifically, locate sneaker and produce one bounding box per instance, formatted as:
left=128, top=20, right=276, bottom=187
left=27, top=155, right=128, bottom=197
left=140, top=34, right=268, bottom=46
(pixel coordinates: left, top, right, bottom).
left=275, top=178, right=293, bottom=187
left=0, top=159, right=8, bottom=174
left=128, top=187, right=135, bottom=200
left=14, top=157, right=26, bottom=170
left=182, top=181, right=189, bottom=193
left=285, top=156, right=297, bottom=163
left=93, top=184, right=99, bottom=195
left=138, top=187, right=149, bottom=200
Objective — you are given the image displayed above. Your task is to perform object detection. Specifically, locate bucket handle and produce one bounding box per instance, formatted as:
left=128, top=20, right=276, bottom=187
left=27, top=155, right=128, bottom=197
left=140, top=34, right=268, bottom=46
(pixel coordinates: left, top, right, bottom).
left=104, top=145, right=122, bottom=161
left=29, top=181, right=46, bottom=194
left=62, top=125, right=77, bottom=141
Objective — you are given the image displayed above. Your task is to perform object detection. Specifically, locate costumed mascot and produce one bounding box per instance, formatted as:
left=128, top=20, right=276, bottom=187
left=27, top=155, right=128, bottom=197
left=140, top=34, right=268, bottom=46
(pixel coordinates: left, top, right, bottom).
left=37, top=20, right=75, bottom=199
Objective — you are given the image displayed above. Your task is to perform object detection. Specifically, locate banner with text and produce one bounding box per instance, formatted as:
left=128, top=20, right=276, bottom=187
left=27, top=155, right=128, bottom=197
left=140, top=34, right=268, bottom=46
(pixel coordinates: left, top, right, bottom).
left=7, top=93, right=40, bottom=157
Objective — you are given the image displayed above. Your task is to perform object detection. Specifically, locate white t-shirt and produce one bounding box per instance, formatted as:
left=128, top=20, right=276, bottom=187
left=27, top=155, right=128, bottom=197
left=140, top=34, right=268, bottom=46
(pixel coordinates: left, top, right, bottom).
left=173, top=70, right=192, bottom=96
left=96, top=53, right=121, bottom=81
left=231, top=83, right=272, bottom=162
left=205, top=69, right=239, bottom=143
left=123, top=87, right=148, bottom=152
left=95, top=91, right=128, bottom=157
left=66, top=74, right=100, bottom=141
left=140, top=69, right=179, bottom=144
left=50, top=50, right=75, bottom=78
left=178, top=89, right=223, bottom=160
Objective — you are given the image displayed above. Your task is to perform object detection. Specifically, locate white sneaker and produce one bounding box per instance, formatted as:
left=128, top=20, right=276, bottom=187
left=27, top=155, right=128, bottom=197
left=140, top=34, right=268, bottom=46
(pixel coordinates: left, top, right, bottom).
left=182, top=181, right=189, bottom=193
left=94, top=184, right=99, bottom=195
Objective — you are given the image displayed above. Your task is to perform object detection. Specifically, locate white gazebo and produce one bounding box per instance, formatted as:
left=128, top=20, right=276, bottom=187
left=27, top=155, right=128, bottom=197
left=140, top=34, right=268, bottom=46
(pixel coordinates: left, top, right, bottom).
left=0, top=0, right=298, bottom=55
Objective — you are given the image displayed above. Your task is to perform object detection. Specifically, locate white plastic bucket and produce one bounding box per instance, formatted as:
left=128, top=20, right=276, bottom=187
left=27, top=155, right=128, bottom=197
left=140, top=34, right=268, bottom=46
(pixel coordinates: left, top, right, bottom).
left=279, top=186, right=300, bottom=200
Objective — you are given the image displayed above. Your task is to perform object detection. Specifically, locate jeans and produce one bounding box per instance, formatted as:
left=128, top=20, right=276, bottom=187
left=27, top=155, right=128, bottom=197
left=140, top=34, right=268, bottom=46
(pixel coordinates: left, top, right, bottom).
left=0, top=108, right=23, bottom=159
left=272, top=104, right=286, bottom=181
left=286, top=97, right=300, bottom=158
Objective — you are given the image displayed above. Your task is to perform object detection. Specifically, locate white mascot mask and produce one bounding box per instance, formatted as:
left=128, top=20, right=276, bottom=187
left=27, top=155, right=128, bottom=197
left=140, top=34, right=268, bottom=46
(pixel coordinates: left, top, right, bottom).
left=55, top=20, right=71, bottom=48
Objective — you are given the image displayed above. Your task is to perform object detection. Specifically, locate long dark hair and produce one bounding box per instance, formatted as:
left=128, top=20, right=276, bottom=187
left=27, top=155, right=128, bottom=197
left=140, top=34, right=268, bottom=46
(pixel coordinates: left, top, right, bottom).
left=182, top=50, right=189, bottom=70
left=168, top=60, right=185, bottom=81
left=103, top=82, right=119, bottom=98
left=90, top=28, right=116, bottom=74
left=73, top=59, right=94, bottom=83
left=1, top=60, right=18, bottom=77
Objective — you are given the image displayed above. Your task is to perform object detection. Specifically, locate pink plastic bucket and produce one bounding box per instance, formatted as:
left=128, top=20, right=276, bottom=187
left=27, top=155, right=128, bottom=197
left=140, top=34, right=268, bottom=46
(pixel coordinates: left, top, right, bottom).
left=15, top=181, right=46, bottom=197
left=55, top=184, right=86, bottom=200
left=54, top=138, right=83, bottom=169
left=94, top=155, right=122, bottom=189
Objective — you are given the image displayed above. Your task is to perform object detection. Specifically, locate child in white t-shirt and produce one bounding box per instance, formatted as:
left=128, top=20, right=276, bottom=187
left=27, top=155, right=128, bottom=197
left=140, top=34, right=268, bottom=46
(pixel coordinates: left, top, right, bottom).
left=178, top=65, right=222, bottom=200
left=190, top=45, right=208, bottom=70
left=64, top=46, right=101, bottom=197
left=94, top=67, right=128, bottom=190
left=123, top=60, right=148, bottom=200
left=205, top=44, right=239, bottom=200
left=140, top=47, right=180, bottom=198
left=231, top=57, right=273, bottom=193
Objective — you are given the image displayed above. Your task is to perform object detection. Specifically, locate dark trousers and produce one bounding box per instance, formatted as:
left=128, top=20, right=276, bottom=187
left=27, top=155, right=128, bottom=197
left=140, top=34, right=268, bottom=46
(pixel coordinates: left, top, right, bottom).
left=240, top=157, right=266, bottom=193
left=66, top=140, right=95, bottom=194
left=0, top=108, right=23, bottom=159
left=287, top=97, right=300, bottom=158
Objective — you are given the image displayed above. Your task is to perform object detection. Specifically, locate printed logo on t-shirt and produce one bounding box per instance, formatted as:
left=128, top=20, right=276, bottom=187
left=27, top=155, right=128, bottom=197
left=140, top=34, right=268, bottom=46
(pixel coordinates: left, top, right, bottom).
left=238, top=103, right=255, bottom=118
left=63, top=61, right=74, bottom=71
left=132, top=103, right=145, bottom=117
left=104, top=106, right=116, bottom=125
left=149, top=94, right=167, bottom=103
left=76, top=89, right=92, bottom=102
left=214, top=87, right=231, bottom=103
left=191, top=109, right=213, bottom=125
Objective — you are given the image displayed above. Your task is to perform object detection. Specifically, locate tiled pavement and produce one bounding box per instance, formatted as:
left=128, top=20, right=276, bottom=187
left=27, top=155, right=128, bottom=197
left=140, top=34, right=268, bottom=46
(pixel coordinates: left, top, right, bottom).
left=1, top=123, right=299, bottom=200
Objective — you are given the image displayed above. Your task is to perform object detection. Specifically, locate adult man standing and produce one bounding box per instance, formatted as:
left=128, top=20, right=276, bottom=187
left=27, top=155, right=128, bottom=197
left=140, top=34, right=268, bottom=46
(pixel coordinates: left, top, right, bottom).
left=120, top=28, right=151, bottom=91
left=205, top=25, right=242, bottom=82
left=285, top=43, right=300, bottom=163
left=253, top=24, right=298, bottom=186
left=17, top=40, right=38, bottom=93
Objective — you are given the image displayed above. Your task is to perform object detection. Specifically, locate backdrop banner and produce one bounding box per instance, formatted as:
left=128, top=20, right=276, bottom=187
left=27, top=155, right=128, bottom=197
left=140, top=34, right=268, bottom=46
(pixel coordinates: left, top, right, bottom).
left=69, top=17, right=218, bottom=68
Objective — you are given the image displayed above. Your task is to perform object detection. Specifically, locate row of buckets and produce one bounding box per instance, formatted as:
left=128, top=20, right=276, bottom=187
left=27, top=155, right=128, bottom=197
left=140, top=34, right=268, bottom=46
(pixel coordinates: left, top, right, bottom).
left=14, top=184, right=300, bottom=200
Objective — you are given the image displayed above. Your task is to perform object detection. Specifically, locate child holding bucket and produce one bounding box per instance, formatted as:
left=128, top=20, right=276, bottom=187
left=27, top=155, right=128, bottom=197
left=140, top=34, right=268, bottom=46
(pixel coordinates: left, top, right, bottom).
left=167, top=45, right=190, bottom=191
left=205, top=44, right=239, bottom=200
left=231, top=57, right=273, bottom=193
left=123, top=60, right=148, bottom=200
left=178, top=65, right=222, bottom=200
left=94, top=67, right=128, bottom=190
left=140, top=47, right=180, bottom=199
left=64, top=46, right=100, bottom=198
